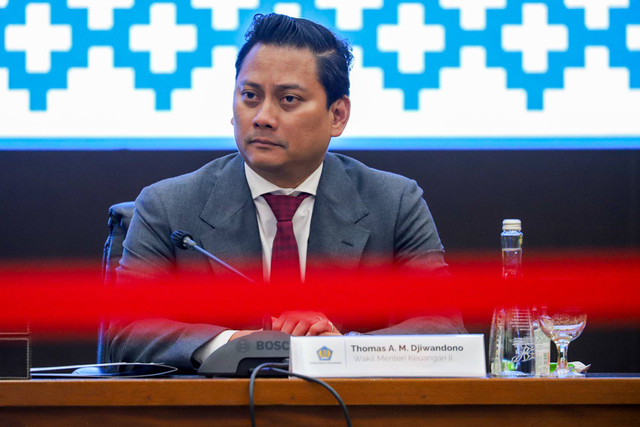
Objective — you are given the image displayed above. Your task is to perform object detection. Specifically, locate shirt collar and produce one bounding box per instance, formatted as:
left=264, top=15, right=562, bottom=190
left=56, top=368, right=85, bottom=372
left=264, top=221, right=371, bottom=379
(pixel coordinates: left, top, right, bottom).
left=244, top=162, right=323, bottom=199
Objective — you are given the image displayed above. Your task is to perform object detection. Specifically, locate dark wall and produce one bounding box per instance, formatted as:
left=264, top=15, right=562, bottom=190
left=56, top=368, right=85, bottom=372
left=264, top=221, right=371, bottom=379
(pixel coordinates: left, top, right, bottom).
left=2, top=149, right=638, bottom=258
left=1, top=149, right=638, bottom=371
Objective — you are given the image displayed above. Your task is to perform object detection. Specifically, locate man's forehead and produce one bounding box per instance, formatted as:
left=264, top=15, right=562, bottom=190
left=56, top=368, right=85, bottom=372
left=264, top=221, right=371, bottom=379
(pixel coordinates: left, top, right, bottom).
left=252, top=42, right=315, bottom=56
left=236, top=43, right=319, bottom=89
left=240, top=43, right=316, bottom=70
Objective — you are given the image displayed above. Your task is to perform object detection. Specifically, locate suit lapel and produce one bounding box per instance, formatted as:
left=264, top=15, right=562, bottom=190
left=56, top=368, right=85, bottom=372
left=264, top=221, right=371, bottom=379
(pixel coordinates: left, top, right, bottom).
left=308, top=154, right=370, bottom=269
left=194, top=153, right=371, bottom=276
left=198, top=155, right=263, bottom=281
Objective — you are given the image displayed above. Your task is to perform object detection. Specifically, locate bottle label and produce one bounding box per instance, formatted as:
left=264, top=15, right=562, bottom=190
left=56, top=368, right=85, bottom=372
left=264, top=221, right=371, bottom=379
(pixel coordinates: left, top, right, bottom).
left=533, top=327, right=551, bottom=376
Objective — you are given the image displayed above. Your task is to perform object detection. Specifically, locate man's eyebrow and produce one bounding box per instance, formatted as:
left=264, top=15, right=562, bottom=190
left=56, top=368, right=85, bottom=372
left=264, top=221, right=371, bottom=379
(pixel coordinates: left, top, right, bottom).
left=238, top=81, right=307, bottom=92
left=238, top=80, right=261, bottom=89
left=275, top=83, right=307, bottom=92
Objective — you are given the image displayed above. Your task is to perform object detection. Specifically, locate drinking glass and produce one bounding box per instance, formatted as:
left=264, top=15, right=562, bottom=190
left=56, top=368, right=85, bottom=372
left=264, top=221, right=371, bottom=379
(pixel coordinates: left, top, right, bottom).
left=500, top=307, right=536, bottom=376
left=538, top=308, right=587, bottom=378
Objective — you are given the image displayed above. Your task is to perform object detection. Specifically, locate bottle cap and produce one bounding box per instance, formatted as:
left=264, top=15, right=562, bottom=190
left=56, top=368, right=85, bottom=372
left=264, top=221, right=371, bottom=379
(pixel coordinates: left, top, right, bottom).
left=502, top=219, right=522, bottom=231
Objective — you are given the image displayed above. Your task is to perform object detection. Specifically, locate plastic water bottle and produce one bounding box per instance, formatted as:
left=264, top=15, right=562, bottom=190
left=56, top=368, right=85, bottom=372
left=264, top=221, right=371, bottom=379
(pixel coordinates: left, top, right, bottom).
left=489, top=219, right=535, bottom=377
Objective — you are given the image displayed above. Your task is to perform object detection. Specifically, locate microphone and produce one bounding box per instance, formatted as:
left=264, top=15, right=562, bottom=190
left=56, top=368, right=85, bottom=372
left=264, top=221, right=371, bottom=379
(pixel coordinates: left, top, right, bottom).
left=170, top=230, right=272, bottom=331
left=171, top=231, right=281, bottom=376
left=170, top=230, right=255, bottom=284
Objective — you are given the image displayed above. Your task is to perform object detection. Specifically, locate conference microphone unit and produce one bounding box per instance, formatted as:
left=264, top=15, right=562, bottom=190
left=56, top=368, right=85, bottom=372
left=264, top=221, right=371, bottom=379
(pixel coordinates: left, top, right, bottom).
left=171, top=231, right=283, bottom=376
left=170, top=230, right=255, bottom=284
left=197, top=330, right=290, bottom=378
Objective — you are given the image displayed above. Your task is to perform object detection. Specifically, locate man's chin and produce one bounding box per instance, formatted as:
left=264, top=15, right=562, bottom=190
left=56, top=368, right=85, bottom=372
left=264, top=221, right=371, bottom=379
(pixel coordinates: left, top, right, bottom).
left=244, top=156, right=286, bottom=176
left=241, top=145, right=284, bottom=164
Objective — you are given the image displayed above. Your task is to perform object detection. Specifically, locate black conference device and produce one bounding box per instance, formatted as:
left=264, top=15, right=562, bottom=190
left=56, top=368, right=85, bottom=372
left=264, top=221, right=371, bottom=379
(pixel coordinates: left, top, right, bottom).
left=198, top=330, right=290, bottom=377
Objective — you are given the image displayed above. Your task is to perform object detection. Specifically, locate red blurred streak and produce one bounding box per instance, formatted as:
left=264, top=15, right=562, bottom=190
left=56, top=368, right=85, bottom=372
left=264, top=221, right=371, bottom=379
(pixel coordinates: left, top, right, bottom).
left=1, top=251, right=639, bottom=335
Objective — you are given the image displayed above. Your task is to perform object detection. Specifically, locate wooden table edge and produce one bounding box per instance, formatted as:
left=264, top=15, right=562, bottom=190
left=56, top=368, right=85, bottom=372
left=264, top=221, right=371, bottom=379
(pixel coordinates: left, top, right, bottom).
left=1, top=377, right=639, bottom=407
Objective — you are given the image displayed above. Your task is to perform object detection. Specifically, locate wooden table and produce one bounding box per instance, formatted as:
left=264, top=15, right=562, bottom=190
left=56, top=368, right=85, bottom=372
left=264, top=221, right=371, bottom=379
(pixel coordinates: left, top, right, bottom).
left=1, top=377, right=638, bottom=426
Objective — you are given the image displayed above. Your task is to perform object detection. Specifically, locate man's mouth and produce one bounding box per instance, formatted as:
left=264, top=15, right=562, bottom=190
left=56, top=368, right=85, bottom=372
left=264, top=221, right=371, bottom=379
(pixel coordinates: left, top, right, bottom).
left=248, top=138, right=283, bottom=147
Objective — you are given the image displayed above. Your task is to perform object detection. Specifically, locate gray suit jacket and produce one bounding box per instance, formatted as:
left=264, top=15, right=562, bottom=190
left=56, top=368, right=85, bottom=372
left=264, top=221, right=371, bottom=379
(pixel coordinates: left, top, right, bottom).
left=107, top=152, right=462, bottom=370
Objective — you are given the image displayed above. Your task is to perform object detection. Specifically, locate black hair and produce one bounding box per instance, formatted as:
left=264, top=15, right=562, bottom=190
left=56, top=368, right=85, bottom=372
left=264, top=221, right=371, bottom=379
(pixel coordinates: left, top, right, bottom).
left=235, top=13, right=353, bottom=108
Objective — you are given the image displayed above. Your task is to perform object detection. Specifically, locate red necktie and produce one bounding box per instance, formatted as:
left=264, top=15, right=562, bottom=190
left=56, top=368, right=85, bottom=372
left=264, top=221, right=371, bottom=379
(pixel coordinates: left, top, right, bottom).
left=262, top=193, right=310, bottom=282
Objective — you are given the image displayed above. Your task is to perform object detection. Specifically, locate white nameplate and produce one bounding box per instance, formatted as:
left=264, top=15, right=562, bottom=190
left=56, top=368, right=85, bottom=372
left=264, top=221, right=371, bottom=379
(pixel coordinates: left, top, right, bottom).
left=290, top=334, right=485, bottom=378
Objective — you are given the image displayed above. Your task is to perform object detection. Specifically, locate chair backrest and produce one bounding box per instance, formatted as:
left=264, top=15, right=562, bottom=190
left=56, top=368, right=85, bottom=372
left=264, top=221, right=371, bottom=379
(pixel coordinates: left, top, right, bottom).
left=97, top=201, right=135, bottom=363
left=102, top=202, right=135, bottom=285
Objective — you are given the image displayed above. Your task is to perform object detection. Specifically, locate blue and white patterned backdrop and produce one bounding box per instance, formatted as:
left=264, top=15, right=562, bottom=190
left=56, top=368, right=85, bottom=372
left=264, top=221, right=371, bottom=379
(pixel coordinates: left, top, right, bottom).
left=1, top=0, right=639, bottom=149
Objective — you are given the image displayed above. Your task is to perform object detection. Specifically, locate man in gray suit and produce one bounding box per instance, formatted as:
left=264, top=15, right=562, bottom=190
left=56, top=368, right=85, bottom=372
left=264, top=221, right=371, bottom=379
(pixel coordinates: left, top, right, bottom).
left=108, top=13, right=464, bottom=371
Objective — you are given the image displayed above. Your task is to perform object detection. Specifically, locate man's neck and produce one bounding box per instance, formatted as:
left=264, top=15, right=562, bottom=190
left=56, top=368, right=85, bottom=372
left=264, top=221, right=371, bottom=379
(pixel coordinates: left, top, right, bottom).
left=244, top=162, right=323, bottom=198
left=247, top=165, right=320, bottom=189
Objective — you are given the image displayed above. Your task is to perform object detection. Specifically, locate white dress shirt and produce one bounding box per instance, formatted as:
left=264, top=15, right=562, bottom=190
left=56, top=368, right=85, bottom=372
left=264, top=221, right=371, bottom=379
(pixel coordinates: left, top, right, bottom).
left=244, top=162, right=322, bottom=282
left=193, top=162, right=323, bottom=363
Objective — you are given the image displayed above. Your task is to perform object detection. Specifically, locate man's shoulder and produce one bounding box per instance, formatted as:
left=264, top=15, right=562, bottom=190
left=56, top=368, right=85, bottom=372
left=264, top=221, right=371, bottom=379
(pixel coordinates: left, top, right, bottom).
left=326, top=152, right=414, bottom=189
left=145, top=153, right=241, bottom=194
left=137, top=153, right=243, bottom=212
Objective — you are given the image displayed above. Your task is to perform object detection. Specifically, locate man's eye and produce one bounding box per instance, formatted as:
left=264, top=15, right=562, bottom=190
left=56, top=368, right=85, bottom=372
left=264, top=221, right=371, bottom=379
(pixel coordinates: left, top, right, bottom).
left=242, top=91, right=256, bottom=100
left=282, top=95, right=298, bottom=104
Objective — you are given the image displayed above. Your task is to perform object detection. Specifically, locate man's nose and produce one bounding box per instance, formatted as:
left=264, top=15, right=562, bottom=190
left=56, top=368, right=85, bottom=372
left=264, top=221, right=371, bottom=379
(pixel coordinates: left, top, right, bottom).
left=252, top=100, right=278, bottom=130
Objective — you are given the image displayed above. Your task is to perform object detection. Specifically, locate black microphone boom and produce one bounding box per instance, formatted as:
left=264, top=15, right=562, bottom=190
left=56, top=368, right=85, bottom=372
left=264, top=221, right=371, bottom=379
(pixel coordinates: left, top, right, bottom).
left=170, top=230, right=255, bottom=284
left=170, top=230, right=271, bottom=331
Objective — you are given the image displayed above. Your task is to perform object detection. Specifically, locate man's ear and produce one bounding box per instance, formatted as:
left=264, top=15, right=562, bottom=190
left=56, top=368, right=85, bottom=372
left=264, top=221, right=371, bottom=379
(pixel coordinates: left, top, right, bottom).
left=230, top=117, right=234, bottom=126
left=329, top=96, right=351, bottom=137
